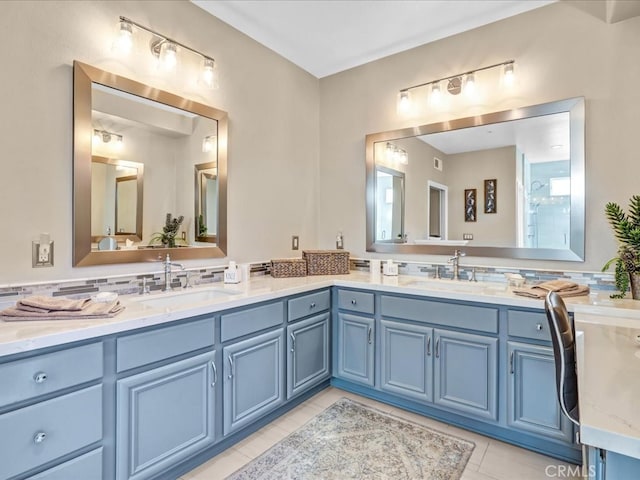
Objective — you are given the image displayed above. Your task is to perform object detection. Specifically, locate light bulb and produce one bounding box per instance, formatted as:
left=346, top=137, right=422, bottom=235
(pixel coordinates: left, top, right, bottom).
left=399, top=150, right=408, bottom=165
left=114, top=135, right=124, bottom=152
left=386, top=143, right=395, bottom=161
left=93, top=130, right=101, bottom=145
left=503, top=63, right=515, bottom=87
left=430, top=82, right=442, bottom=105
left=202, top=135, right=216, bottom=153
left=113, top=20, right=133, bottom=55
left=159, top=41, right=177, bottom=71
left=397, top=90, right=411, bottom=114
left=201, top=58, right=218, bottom=89
left=464, top=73, right=476, bottom=96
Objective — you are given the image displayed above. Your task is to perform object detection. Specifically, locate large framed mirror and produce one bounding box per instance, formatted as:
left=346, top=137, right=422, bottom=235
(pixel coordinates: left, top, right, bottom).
left=73, top=61, right=227, bottom=266
left=366, top=97, right=585, bottom=261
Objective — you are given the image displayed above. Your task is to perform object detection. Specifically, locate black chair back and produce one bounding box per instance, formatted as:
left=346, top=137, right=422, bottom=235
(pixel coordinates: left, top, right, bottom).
left=544, top=291, right=579, bottom=426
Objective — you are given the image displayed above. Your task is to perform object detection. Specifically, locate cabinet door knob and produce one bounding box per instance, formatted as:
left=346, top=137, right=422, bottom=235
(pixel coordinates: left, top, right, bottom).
left=426, top=336, right=431, bottom=356
left=351, top=299, right=357, bottom=305
left=367, top=326, right=373, bottom=345
left=210, top=360, right=218, bottom=387
left=290, top=332, right=296, bottom=353
left=309, top=302, right=316, bottom=309
left=33, top=372, right=47, bottom=384
left=536, top=323, right=543, bottom=331
left=510, top=351, right=515, bottom=374
left=33, top=432, right=47, bottom=444
left=227, top=355, right=234, bottom=379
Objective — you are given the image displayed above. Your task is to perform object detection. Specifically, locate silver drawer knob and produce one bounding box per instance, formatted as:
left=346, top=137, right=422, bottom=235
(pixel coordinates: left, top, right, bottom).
left=351, top=299, right=357, bottom=305
left=33, top=372, right=47, bottom=384
left=33, top=432, right=47, bottom=444
left=310, top=302, right=316, bottom=309
left=536, top=323, right=543, bottom=331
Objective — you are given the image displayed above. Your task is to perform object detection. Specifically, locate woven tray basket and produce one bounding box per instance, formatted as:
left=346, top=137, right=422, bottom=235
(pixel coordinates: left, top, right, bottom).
left=302, top=250, right=350, bottom=275
left=271, top=258, right=307, bottom=278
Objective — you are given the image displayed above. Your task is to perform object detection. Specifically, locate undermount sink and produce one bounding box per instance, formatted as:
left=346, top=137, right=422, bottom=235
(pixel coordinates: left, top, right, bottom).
left=405, top=279, right=506, bottom=294
left=134, top=287, right=243, bottom=310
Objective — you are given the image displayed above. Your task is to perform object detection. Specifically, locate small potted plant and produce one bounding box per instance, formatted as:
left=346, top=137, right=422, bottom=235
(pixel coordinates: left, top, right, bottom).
left=603, top=195, right=640, bottom=299
left=150, top=213, right=185, bottom=248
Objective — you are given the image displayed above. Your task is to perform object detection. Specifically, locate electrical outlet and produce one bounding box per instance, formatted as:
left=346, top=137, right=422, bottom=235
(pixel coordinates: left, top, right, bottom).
left=292, top=235, right=299, bottom=250
left=32, top=241, right=54, bottom=267
left=463, top=233, right=473, bottom=240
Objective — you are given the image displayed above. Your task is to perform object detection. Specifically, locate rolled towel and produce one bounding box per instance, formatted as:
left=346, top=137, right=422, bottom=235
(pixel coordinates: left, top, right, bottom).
left=18, top=296, right=90, bottom=312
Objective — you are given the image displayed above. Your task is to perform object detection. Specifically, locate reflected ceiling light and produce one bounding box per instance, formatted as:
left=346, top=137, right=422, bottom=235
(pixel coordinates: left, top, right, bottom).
left=112, top=19, right=133, bottom=55
left=202, top=135, right=217, bottom=153
left=93, top=129, right=124, bottom=149
left=114, top=16, right=219, bottom=89
left=386, top=142, right=408, bottom=165
left=397, top=60, right=515, bottom=113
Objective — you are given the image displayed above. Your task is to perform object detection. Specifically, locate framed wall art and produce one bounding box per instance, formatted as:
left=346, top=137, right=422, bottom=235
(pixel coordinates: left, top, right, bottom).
left=464, top=188, right=477, bottom=222
left=484, top=178, right=497, bottom=214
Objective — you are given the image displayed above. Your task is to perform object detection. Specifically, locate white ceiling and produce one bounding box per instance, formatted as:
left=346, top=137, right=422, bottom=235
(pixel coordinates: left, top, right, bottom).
left=192, top=0, right=555, bottom=78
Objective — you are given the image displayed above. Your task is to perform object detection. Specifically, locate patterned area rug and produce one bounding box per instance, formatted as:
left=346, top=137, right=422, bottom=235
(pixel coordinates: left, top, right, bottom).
left=227, top=398, right=475, bottom=479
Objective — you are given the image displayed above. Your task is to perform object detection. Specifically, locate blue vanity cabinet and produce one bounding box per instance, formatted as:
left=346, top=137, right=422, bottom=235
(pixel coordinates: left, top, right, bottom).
left=335, top=289, right=375, bottom=387
left=507, top=341, right=573, bottom=443
left=115, top=350, right=217, bottom=480
left=287, top=312, right=330, bottom=399
left=379, top=319, right=433, bottom=402
left=223, top=329, right=285, bottom=435
left=0, top=342, right=103, bottom=480
left=433, top=329, right=498, bottom=420
left=506, top=310, right=574, bottom=445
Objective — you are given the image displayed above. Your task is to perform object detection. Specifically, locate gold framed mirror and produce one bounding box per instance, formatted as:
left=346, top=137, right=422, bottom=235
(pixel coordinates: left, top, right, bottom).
left=73, top=61, right=228, bottom=266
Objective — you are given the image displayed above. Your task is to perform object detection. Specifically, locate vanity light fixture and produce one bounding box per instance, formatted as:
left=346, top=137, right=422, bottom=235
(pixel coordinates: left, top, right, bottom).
left=385, top=142, right=408, bottom=165
left=398, top=60, right=515, bottom=112
left=93, top=129, right=124, bottom=150
left=114, top=16, right=219, bottom=89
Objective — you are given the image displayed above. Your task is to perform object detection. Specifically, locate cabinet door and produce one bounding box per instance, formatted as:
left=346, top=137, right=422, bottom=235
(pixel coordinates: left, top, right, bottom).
left=507, top=342, right=573, bottom=443
left=336, top=313, right=375, bottom=387
left=287, top=313, right=330, bottom=399
left=380, top=320, right=433, bottom=402
left=223, top=330, right=284, bottom=435
left=116, top=351, right=216, bottom=480
left=434, top=329, right=498, bottom=420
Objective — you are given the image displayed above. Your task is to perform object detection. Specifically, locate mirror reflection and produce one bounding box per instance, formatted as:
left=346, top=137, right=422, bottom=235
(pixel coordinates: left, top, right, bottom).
left=73, top=61, right=228, bottom=266
left=195, top=162, right=218, bottom=243
left=366, top=97, right=585, bottom=261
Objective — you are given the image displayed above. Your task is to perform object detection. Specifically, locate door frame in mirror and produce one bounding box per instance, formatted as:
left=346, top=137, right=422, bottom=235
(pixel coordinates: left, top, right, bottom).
left=73, top=61, right=228, bottom=266
left=194, top=162, right=218, bottom=244
left=365, top=97, right=585, bottom=261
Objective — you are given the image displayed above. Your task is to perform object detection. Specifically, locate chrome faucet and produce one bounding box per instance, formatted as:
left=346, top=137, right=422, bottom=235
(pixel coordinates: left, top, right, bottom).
left=162, top=254, right=184, bottom=291
left=448, top=249, right=466, bottom=281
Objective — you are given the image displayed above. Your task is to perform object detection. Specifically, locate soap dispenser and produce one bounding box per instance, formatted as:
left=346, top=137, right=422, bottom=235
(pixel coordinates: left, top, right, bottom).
left=383, top=259, right=398, bottom=276
left=224, top=261, right=241, bottom=284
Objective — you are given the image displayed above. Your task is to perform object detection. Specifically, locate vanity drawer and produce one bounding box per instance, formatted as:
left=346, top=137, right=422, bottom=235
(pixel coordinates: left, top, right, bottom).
left=221, top=302, right=284, bottom=342
left=0, top=385, right=102, bottom=480
left=117, top=317, right=214, bottom=372
left=288, top=290, right=330, bottom=322
left=27, top=448, right=102, bottom=480
left=381, top=295, right=498, bottom=334
left=507, top=310, right=552, bottom=342
left=338, top=289, right=375, bottom=315
left=0, top=342, right=103, bottom=408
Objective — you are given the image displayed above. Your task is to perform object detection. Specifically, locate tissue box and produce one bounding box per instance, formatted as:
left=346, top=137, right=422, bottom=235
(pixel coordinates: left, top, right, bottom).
left=271, top=258, right=307, bottom=278
left=302, top=250, right=350, bottom=275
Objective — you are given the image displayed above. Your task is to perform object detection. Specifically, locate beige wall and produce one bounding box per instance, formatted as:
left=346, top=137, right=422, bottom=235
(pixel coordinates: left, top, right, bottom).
left=318, top=2, right=640, bottom=272
left=0, top=0, right=319, bottom=284
left=446, top=146, right=516, bottom=246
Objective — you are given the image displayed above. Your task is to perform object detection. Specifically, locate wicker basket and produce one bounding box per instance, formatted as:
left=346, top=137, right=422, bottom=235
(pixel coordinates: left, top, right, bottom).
left=270, top=258, right=307, bottom=278
left=302, top=250, right=350, bottom=275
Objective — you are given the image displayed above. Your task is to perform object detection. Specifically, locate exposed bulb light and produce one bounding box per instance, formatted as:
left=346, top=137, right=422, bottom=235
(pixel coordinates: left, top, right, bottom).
left=202, top=135, right=217, bottom=153
left=397, top=90, right=411, bottom=114
left=385, top=142, right=408, bottom=165
left=117, top=16, right=219, bottom=90
left=158, top=41, right=178, bottom=71
left=112, top=19, right=133, bottom=55
left=398, top=150, right=409, bottom=165
left=386, top=142, right=395, bottom=161
left=201, top=58, right=218, bottom=89
left=93, top=130, right=102, bottom=145
left=430, top=82, right=442, bottom=105
left=464, top=73, right=476, bottom=96
left=93, top=129, right=124, bottom=151
left=114, top=135, right=124, bottom=151
left=503, top=62, right=515, bottom=87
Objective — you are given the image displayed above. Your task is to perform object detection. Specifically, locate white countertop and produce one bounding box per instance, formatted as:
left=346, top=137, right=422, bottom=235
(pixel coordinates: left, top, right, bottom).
left=0, top=271, right=629, bottom=357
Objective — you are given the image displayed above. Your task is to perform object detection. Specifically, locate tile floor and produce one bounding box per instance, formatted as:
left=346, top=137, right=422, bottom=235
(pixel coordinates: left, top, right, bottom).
left=181, top=387, right=581, bottom=480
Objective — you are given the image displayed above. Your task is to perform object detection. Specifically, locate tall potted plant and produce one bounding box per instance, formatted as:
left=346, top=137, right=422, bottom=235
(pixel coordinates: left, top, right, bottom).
left=603, top=195, right=640, bottom=299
